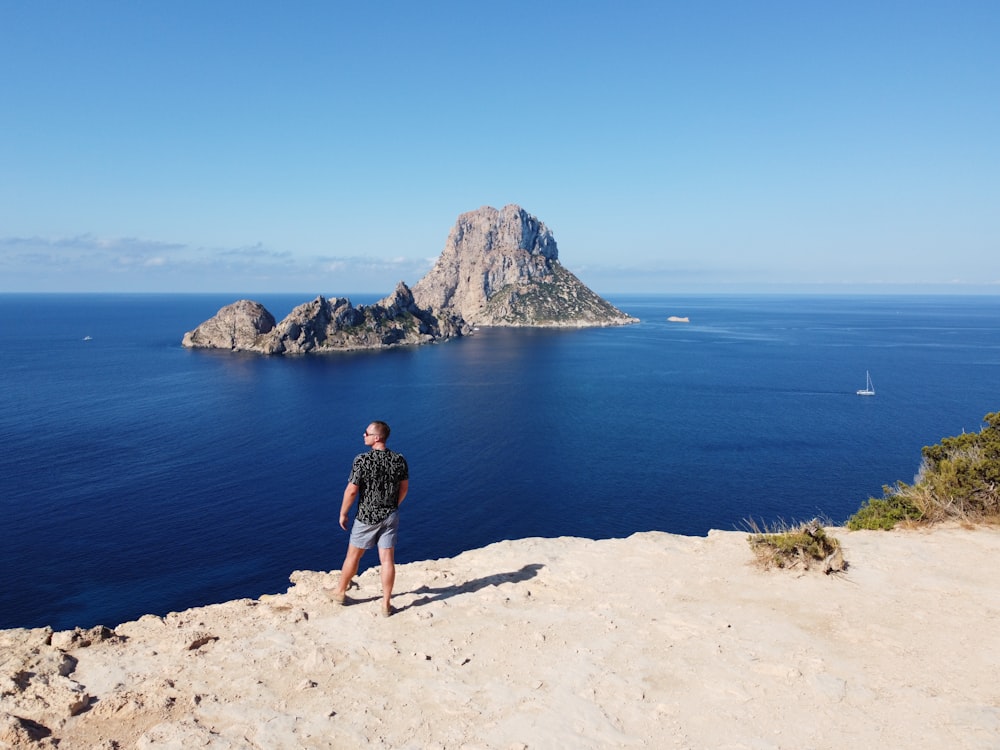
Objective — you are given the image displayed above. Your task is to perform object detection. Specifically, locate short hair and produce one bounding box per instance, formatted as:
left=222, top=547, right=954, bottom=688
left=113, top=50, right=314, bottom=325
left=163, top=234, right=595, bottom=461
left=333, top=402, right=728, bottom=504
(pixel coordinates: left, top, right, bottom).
left=370, top=420, right=390, bottom=440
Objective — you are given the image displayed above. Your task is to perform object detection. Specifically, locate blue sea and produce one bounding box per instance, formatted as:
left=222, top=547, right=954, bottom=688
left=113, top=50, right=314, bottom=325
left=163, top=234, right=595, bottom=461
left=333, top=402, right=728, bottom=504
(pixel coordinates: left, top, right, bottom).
left=2, top=293, right=998, bottom=631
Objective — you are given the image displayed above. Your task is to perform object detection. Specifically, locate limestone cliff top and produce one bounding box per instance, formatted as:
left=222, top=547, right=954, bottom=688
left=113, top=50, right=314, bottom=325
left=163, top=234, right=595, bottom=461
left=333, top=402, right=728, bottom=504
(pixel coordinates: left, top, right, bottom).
left=3, top=525, right=999, bottom=748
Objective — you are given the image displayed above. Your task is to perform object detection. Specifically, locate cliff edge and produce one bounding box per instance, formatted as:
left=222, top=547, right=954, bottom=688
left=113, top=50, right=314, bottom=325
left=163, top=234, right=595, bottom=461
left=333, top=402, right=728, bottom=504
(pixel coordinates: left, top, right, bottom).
left=3, top=527, right=999, bottom=748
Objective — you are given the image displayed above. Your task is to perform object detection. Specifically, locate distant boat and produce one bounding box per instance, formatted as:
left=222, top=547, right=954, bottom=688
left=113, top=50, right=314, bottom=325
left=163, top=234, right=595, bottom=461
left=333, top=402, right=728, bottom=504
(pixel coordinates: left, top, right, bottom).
left=83, top=335, right=93, bottom=341
left=667, top=316, right=690, bottom=323
left=856, top=370, right=875, bottom=396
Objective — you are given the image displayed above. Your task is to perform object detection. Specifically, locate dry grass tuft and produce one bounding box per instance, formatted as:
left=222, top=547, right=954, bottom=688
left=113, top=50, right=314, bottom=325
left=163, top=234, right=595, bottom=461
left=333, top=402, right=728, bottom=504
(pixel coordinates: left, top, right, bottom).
left=746, top=518, right=845, bottom=573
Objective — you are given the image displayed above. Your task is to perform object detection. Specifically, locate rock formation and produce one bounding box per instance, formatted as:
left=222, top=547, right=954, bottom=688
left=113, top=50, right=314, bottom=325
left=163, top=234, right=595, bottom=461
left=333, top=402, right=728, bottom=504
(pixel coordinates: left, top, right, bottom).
left=411, top=204, right=637, bottom=327
left=182, top=205, right=636, bottom=353
left=181, top=299, right=276, bottom=351
left=182, top=282, right=466, bottom=354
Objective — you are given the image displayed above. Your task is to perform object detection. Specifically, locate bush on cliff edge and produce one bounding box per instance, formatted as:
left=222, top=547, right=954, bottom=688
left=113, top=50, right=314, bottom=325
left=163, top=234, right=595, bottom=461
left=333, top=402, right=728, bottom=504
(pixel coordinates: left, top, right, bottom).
left=747, top=519, right=844, bottom=572
left=847, top=411, right=1000, bottom=530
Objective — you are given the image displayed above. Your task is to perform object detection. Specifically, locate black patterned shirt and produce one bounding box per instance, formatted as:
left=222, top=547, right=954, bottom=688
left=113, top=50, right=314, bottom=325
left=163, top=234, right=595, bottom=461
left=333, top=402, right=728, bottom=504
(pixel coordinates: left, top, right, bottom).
left=348, top=448, right=409, bottom=524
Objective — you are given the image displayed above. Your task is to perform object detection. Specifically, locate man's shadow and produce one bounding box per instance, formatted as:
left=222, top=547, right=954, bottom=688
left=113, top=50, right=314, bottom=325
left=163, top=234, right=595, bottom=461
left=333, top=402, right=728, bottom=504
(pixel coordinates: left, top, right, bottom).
left=398, top=563, right=544, bottom=612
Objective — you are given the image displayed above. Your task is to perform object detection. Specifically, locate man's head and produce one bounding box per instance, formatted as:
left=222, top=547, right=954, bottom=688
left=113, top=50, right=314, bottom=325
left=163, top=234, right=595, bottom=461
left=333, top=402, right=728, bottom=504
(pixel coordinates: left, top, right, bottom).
left=364, top=421, right=391, bottom=443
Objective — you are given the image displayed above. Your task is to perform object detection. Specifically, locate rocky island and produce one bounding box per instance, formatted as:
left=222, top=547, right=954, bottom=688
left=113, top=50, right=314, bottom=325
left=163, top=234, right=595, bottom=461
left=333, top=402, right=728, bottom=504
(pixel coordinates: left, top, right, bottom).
left=182, top=282, right=465, bottom=354
left=182, top=205, right=637, bottom=354
left=412, top=204, right=637, bottom=328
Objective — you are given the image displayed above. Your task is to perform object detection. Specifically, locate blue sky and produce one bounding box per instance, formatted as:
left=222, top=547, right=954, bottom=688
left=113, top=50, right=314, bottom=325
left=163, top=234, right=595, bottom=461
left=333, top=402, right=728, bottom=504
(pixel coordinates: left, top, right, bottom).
left=1, top=1, right=998, bottom=295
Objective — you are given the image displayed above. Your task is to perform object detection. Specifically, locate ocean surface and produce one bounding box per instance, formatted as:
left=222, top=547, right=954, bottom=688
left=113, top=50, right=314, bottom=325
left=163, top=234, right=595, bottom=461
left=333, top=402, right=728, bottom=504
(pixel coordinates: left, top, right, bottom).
left=2, top=293, right=998, bottom=631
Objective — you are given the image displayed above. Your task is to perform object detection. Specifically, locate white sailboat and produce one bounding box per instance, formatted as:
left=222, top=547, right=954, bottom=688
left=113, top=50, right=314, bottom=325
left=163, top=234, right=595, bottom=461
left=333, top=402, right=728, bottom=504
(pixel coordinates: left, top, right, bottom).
left=856, top=370, right=875, bottom=396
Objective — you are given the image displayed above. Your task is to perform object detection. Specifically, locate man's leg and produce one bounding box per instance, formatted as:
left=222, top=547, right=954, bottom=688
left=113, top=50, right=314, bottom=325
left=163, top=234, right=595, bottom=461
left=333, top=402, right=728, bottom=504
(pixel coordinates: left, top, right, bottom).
left=333, top=545, right=365, bottom=601
left=378, top=546, right=395, bottom=614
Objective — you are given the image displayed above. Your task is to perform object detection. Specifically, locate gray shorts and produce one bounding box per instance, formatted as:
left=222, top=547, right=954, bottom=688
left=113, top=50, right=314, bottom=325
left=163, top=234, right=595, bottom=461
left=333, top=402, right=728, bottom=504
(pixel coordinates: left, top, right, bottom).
left=349, top=510, right=399, bottom=550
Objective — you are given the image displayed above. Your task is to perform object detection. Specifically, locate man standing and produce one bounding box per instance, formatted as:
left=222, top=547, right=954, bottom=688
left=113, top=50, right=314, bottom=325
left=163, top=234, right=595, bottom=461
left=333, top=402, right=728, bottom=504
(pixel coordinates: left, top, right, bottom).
left=328, top=420, right=409, bottom=617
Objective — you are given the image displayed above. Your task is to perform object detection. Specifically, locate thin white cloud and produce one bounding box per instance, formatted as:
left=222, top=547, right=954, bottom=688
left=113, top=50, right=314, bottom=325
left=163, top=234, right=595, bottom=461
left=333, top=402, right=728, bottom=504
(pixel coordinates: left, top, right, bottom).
left=0, top=233, right=435, bottom=292
left=218, top=243, right=293, bottom=261
left=0, top=234, right=187, bottom=254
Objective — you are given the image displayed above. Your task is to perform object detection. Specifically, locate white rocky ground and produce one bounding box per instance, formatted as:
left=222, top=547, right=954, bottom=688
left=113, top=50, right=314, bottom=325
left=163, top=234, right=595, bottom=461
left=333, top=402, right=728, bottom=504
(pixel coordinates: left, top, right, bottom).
left=3, top=526, right=999, bottom=749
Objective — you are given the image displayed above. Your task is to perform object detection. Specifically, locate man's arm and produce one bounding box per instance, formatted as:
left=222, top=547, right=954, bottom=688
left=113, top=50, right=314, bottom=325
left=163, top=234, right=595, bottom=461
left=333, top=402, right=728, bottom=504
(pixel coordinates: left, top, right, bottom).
left=396, top=479, right=409, bottom=508
left=340, top=483, right=359, bottom=530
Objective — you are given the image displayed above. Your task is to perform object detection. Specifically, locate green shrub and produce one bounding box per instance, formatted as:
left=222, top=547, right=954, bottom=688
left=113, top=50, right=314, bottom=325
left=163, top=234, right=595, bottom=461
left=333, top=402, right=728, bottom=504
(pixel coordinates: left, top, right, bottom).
left=747, top=519, right=843, bottom=571
left=846, top=491, right=923, bottom=530
left=846, top=411, right=1000, bottom=529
